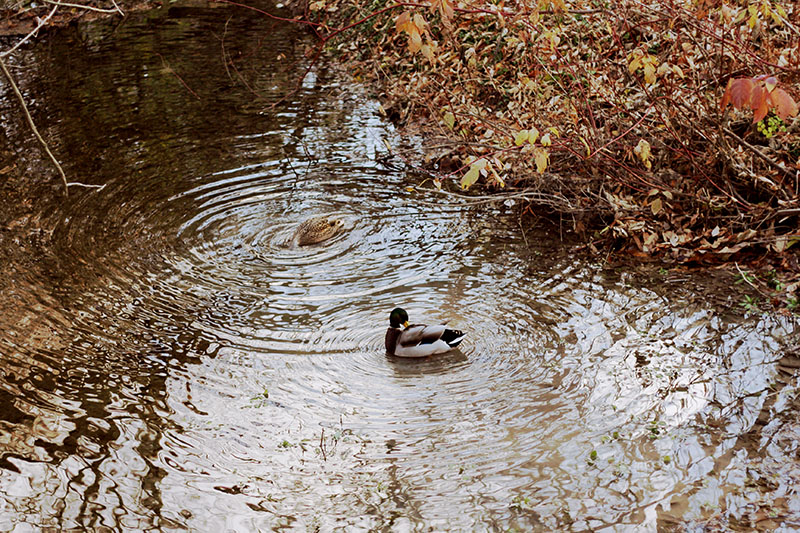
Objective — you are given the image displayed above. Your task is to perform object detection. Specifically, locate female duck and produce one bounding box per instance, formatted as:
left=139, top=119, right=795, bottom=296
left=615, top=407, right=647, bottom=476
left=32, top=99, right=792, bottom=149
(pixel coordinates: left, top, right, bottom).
left=385, top=307, right=465, bottom=358
left=291, top=216, right=344, bottom=246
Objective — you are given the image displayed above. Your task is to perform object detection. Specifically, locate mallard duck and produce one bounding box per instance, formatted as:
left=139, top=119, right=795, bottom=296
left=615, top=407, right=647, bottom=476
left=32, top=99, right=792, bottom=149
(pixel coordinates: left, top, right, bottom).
left=291, top=216, right=344, bottom=246
left=385, top=307, right=465, bottom=358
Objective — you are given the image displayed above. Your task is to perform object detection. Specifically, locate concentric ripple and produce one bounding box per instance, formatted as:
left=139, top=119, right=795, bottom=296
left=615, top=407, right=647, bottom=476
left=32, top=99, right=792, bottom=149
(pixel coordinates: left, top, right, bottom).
left=0, top=5, right=797, bottom=532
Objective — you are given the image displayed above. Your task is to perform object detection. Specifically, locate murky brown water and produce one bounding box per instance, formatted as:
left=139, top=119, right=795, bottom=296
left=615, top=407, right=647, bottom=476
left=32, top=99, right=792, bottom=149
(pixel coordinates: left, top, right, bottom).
left=0, top=3, right=798, bottom=531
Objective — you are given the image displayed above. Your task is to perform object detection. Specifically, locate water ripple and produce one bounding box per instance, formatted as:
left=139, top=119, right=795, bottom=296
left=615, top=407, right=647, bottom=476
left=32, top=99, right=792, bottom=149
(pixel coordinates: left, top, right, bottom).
left=0, top=7, right=796, bottom=532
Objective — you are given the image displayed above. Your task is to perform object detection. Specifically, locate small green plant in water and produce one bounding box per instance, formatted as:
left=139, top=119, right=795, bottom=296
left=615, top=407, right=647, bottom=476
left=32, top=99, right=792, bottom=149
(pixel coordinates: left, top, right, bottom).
left=647, top=420, right=666, bottom=439
left=247, top=388, right=270, bottom=408
left=735, top=271, right=757, bottom=285
left=510, top=495, right=533, bottom=511
left=741, top=295, right=759, bottom=312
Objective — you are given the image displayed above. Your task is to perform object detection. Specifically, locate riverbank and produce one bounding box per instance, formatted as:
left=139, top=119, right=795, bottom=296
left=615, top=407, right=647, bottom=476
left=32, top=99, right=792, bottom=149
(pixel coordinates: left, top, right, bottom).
left=0, top=6, right=797, bottom=531
left=277, top=0, right=800, bottom=314
left=2, top=0, right=798, bottom=314
left=0, top=0, right=157, bottom=36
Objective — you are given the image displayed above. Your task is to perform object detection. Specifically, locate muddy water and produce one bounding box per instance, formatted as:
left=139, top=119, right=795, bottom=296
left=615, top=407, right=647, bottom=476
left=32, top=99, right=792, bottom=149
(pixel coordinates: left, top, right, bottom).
left=0, top=4, right=798, bottom=531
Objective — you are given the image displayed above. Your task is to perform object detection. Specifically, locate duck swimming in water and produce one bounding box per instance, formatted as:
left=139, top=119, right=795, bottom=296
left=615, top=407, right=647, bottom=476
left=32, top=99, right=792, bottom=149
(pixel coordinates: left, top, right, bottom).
left=385, top=307, right=465, bottom=358
left=291, top=216, right=344, bottom=246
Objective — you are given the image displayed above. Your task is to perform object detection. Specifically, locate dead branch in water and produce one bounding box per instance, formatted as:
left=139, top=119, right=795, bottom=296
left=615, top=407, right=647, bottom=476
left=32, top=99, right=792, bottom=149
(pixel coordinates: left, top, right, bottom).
left=0, top=5, right=59, bottom=59
left=42, top=0, right=121, bottom=14
left=0, top=1, right=124, bottom=195
left=0, top=56, right=70, bottom=196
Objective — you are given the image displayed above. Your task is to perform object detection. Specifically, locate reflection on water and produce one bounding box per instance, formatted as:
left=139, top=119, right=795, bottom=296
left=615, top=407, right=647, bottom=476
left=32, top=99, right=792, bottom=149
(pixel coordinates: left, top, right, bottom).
left=0, top=3, right=798, bottom=531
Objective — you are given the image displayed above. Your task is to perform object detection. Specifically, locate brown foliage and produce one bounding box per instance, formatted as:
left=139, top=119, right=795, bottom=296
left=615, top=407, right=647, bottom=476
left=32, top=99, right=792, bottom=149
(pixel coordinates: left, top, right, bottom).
left=261, top=0, right=800, bottom=302
left=721, top=76, right=799, bottom=123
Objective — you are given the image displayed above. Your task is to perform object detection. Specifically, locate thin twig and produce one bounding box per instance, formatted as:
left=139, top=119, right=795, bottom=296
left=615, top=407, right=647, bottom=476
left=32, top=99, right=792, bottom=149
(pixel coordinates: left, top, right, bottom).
left=110, top=0, right=124, bottom=16
left=0, top=56, right=69, bottom=196
left=735, top=261, right=770, bottom=297
left=415, top=186, right=579, bottom=209
left=43, top=0, right=119, bottom=13
left=723, top=127, right=793, bottom=178
left=0, top=5, right=59, bottom=59
left=156, top=53, right=201, bottom=100
left=67, top=182, right=106, bottom=190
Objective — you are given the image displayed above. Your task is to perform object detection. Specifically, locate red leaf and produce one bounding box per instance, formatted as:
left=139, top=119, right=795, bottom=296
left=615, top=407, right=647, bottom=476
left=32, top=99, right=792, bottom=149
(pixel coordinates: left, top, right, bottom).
left=750, top=84, right=765, bottom=111
left=729, top=78, right=754, bottom=109
left=768, top=88, right=799, bottom=120
left=752, top=91, right=769, bottom=124
left=750, top=84, right=771, bottom=123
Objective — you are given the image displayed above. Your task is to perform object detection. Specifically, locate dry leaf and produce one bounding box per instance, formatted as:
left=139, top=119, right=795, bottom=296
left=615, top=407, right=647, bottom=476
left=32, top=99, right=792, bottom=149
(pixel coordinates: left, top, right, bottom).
left=534, top=148, right=549, bottom=173
left=651, top=197, right=662, bottom=215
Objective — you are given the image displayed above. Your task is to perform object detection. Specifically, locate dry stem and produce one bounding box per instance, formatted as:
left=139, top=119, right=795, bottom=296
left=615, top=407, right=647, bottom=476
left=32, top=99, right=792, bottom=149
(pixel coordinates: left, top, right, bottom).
left=0, top=56, right=69, bottom=196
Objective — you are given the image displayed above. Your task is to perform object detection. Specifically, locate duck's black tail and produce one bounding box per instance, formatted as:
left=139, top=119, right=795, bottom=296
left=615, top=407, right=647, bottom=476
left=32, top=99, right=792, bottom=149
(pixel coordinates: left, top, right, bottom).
left=441, top=328, right=465, bottom=348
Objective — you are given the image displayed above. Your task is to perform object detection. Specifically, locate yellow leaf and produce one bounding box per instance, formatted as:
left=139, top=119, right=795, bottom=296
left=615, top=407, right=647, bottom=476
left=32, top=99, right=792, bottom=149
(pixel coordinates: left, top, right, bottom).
left=643, top=63, right=656, bottom=84
left=461, top=165, right=480, bottom=190
left=651, top=197, right=662, bottom=215
left=548, top=127, right=559, bottom=137
left=443, top=111, right=455, bottom=129
left=472, top=158, right=488, bottom=171
left=578, top=135, right=591, bottom=157
left=413, top=13, right=427, bottom=31
left=634, top=139, right=652, bottom=169
left=534, top=148, right=549, bottom=173
left=541, top=133, right=552, bottom=147
left=408, top=28, right=422, bottom=53
left=514, top=130, right=529, bottom=146
left=437, top=0, right=454, bottom=21
left=634, top=139, right=650, bottom=160
left=420, top=43, right=434, bottom=60
left=528, top=127, right=540, bottom=145
left=629, top=56, right=641, bottom=74
left=395, top=11, right=411, bottom=33
left=490, top=165, right=505, bottom=188
left=772, top=235, right=787, bottom=252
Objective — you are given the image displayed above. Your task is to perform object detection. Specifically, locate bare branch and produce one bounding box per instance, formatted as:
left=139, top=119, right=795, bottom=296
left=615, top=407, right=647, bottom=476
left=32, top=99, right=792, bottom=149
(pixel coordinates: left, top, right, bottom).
left=0, top=56, right=69, bottom=196
left=0, top=5, right=59, bottom=59
left=723, top=127, right=793, bottom=178
left=42, top=0, right=119, bottom=14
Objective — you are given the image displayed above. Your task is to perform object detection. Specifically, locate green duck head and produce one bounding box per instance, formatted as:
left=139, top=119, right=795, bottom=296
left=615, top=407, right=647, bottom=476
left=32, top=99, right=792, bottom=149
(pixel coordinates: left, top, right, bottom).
left=389, top=307, right=409, bottom=329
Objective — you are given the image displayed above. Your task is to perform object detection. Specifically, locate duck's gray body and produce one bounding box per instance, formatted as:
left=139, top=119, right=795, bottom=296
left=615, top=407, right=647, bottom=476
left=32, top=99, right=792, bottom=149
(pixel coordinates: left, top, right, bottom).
left=385, top=308, right=465, bottom=358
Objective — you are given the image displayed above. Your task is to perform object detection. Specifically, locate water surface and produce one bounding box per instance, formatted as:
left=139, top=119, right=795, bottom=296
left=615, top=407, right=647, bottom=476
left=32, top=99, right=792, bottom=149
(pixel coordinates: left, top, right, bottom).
left=0, top=3, right=797, bottom=531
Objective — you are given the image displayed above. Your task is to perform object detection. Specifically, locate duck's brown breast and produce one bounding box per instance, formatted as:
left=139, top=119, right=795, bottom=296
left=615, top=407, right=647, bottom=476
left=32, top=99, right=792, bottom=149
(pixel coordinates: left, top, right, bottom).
left=292, top=216, right=343, bottom=246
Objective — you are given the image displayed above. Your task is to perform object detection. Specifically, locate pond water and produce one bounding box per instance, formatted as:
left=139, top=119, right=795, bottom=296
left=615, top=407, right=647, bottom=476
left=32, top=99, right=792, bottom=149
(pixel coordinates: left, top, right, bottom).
left=0, top=3, right=798, bottom=531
